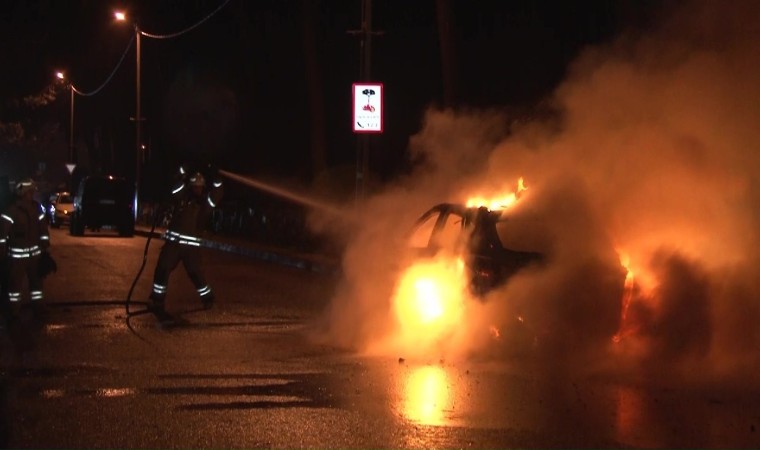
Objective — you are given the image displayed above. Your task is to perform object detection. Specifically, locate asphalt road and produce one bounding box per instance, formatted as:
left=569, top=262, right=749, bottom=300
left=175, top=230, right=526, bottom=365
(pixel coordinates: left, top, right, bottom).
left=1, top=228, right=759, bottom=448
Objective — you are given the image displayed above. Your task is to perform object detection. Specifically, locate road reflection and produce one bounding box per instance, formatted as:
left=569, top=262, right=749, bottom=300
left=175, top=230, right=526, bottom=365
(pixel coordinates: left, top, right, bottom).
left=613, top=383, right=715, bottom=448
left=401, top=365, right=453, bottom=426
left=391, top=360, right=712, bottom=448
left=615, top=386, right=650, bottom=446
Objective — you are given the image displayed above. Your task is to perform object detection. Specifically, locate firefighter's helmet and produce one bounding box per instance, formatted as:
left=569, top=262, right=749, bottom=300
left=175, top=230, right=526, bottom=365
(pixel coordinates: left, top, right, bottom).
left=189, top=172, right=205, bottom=187
left=15, top=178, right=36, bottom=196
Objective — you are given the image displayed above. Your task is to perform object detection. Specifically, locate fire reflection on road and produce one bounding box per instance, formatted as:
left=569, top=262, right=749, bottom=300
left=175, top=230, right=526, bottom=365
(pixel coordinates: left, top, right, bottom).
left=400, top=365, right=453, bottom=426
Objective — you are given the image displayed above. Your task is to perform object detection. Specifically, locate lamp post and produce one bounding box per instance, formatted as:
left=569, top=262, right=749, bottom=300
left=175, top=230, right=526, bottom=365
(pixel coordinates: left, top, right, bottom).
left=69, top=82, right=74, bottom=163
left=56, top=71, right=75, bottom=164
left=116, top=12, right=141, bottom=221
left=135, top=22, right=142, bottom=222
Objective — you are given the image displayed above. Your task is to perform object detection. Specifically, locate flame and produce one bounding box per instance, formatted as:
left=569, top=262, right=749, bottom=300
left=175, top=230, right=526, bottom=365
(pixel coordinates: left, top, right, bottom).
left=392, top=256, right=468, bottom=353
left=466, top=177, right=527, bottom=210
left=614, top=251, right=636, bottom=343
left=612, top=247, right=664, bottom=344
left=389, top=177, right=528, bottom=355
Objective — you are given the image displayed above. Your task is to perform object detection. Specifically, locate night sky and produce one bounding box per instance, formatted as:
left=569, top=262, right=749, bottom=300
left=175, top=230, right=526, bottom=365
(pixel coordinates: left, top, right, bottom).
left=0, top=0, right=662, bottom=201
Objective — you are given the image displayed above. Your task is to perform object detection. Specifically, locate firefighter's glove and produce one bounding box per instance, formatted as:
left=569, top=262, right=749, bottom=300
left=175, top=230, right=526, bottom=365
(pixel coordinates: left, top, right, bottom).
left=38, top=251, right=57, bottom=278
left=174, top=165, right=190, bottom=185
left=204, top=163, right=218, bottom=179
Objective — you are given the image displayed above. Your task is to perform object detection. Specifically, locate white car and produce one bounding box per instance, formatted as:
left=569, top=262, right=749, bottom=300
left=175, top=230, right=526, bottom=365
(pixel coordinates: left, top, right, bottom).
left=49, top=192, right=74, bottom=228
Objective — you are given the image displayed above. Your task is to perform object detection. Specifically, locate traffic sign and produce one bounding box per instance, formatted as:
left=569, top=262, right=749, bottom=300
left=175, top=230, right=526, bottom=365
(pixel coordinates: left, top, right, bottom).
left=353, top=83, right=383, bottom=133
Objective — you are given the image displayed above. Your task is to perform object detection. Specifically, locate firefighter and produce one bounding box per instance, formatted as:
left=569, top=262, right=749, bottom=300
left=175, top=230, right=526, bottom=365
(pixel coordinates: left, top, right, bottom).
left=148, top=166, right=223, bottom=322
left=0, top=179, right=50, bottom=318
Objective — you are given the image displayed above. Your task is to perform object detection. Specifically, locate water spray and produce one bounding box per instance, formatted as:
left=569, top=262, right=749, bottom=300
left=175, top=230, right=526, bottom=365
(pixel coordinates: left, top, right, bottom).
left=218, top=169, right=353, bottom=221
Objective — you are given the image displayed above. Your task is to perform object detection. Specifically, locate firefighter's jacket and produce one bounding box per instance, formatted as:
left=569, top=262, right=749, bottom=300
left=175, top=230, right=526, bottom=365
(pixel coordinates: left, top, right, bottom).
left=163, top=172, right=223, bottom=245
left=0, top=197, right=50, bottom=258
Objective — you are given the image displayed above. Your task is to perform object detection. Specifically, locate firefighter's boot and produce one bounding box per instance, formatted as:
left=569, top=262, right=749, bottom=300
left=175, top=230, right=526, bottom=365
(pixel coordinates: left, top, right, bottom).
left=148, top=296, right=174, bottom=325
left=201, top=293, right=215, bottom=310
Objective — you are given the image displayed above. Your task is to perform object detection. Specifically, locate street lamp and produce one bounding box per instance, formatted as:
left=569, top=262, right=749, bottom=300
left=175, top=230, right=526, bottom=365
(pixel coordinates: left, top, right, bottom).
left=55, top=71, right=75, bottom=164
left=115, top=11, right=141, bottom=222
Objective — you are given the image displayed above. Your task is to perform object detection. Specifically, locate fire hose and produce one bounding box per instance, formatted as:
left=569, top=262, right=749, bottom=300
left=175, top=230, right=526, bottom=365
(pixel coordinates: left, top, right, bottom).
left=124, top=201, right=165, bottom=341
left=124, top=204, right=163, bottom=319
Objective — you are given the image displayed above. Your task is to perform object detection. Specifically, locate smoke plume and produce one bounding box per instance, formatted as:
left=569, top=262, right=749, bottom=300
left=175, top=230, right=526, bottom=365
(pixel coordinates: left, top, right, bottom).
left=315, top=0, right=760, bottom=386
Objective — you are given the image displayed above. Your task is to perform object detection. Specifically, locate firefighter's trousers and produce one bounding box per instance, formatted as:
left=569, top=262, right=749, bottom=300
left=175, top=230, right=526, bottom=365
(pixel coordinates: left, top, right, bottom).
left=7, top=253, right=43, bottom=303
left=150, top=241, right=212, bottom=304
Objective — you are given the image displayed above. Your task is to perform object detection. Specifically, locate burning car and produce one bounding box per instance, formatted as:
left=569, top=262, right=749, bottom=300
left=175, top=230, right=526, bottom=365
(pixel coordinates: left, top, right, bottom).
left=407, top=202, right=545, bottom=296
left=391, top=186, right=628, bottom=357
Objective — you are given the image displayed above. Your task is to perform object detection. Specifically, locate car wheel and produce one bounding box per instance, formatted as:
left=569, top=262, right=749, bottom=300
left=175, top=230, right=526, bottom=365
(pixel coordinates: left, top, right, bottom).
left=70, top=215, right=85, bottom=236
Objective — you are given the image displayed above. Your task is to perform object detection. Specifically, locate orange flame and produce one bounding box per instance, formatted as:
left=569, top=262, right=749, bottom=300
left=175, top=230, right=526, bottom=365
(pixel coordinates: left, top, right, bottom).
left=613, top=251, right=636, bottom=343
left=392, top=256, right=468, bottom=353
left=466, top=177, right=527, bottom=210
left=390, top=177, right=528, bottom=355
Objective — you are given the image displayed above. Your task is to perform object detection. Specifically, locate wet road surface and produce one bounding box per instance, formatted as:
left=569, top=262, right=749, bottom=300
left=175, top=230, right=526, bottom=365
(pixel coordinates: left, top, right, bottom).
left=1, top=229, right=759, bottom=448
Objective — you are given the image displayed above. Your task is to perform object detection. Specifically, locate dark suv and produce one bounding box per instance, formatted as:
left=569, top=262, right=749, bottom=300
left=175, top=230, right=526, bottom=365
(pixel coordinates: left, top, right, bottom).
left=70, top=175, right=135, bottom=237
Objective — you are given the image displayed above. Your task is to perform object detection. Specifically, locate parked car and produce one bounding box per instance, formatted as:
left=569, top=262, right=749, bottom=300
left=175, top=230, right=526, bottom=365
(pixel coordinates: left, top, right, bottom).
left=70, top=175, right=135, bottom=237
left=49, top=191, right=74, bottom=228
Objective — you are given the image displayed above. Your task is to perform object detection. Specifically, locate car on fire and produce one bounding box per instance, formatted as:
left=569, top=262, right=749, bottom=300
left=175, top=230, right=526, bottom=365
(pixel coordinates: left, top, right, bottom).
left=407, top=203, right=546, bottom=296
left=404, top=201, right=629, bottom=355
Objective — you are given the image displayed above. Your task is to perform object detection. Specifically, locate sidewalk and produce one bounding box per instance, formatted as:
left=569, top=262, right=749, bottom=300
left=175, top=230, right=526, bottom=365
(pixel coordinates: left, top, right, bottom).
left=134, top=224, right=339, bottom=275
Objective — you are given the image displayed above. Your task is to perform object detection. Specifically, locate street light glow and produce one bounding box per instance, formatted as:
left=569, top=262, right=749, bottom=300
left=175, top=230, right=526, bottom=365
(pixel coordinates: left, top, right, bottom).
left=56, top=71, right=65, bottom=80
left=114, top=11, right=126, bottom=21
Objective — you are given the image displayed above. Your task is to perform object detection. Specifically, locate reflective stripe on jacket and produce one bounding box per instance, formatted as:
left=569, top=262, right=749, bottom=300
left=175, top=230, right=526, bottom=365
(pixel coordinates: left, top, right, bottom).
left=0, top=198, right=50, bottom=254
left=163, top=230, right=202, bottom=246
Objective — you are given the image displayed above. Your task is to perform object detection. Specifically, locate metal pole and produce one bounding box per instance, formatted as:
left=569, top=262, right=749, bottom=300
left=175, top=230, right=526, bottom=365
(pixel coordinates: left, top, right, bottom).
left=361, top=0, right=371, bottom=200
left=69, top=85, right=74, bottom=163
left=355, top=0, right=372, bottom=207
left=348, top=0, right=382, bottom=209
left=364, top=0, right=372, bottom=80
left=135, top=24, right=141, bottom=222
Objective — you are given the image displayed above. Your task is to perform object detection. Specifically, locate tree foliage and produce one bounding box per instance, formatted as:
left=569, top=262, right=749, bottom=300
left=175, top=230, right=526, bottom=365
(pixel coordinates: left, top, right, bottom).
left=1, top=81, right=63, bottom=147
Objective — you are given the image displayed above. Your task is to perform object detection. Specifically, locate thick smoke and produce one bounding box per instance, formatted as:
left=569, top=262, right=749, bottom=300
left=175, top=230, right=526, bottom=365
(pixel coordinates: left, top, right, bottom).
left=314, top=0, right=760, bottom=386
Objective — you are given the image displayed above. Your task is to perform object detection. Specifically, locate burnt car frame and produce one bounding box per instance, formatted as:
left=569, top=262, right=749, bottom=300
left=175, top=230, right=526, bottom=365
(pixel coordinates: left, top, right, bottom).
left=407, top=202, right=629, bottom=353
left=408, top=203, right=545, bottom=296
